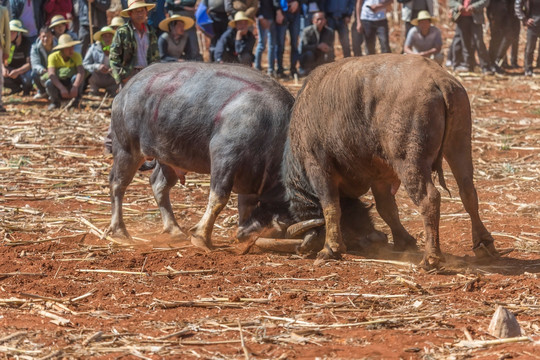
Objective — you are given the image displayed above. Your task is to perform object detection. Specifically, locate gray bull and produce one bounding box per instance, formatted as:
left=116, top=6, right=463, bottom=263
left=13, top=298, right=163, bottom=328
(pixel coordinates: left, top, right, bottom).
left=283, top=54, right=500, bottom=268
left=106, top=62, right=294, bottom=249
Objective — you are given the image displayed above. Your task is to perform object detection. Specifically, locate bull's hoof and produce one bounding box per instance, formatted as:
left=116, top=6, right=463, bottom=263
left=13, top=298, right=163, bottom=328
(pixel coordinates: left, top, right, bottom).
left=190, top=235, right=213, bottom=252
left=314, top=245, right=342, bottom=266
left=104, top=225, right=131, bottom=240
left=162, top=225, right=185, bottom=239
left=393, top=233, right=418, bottom=252
left=419, top=252, right=445, bottom=270
left=297, top=230, right=322, bottom=255
left=473, top=242, right=500, bottom=262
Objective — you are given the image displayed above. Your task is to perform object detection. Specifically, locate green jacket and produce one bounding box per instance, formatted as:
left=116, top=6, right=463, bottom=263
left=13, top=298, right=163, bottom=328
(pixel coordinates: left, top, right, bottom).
left=110, top=20, right=159, bottom=84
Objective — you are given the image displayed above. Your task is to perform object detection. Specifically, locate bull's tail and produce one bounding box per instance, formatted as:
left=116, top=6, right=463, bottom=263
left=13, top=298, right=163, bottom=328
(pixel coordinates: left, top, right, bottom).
left=433, top=78, right=464, bottom=198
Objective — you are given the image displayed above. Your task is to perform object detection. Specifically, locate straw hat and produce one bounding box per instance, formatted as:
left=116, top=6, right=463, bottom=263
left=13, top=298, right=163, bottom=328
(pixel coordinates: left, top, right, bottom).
left=158, top=14, right=194, bottom=32
left=49, top=14, right=71, bottom=28
left=53, top=33, right=82, bottom=51
left=9, top=19, right=28, bottom=33
left=120, top=0, right=156, bottom=18
left=411, top=10, right=438, bottom=26
left=93, top=26, right=116, bottom=42
left=228, top=11, right=254, bottom=28
left=110, top=16, right=125, bottom=28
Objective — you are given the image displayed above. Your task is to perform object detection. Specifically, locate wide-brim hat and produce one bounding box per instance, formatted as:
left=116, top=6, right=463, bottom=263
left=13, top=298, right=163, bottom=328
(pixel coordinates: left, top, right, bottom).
left=93, top=26, right=116, bottom=42
left=411, top=10, right=438, bottom=26
left=159, top=14, right=194, bottom=32
left=9, top=19, right=28, bottom=33
left=53, top=33, right=82, bottom=51
left=120, top=0, right=156, bottom=17
left=110, top=16, right=125, bottom=28
left=49, top=14, right=71, bottom=28
left=228, top=11, right=254, bottom=28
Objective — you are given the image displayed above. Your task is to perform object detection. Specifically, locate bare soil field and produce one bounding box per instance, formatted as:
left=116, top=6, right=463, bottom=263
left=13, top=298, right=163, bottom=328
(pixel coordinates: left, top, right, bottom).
left=1, top=51, right=540, bottom=360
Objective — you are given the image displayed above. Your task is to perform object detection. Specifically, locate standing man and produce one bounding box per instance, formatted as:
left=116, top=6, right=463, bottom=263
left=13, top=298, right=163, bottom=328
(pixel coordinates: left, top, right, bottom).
left=356, top=0, right=393, bottom=55
left=515, top=0, right=540, bottom=76
left=0, top=3, right=11, bottom=112
left=275, top=0, right=302, bottom=78
left=324, top=0, right=354, bottom=58
left=203, top=0, right=229, bottom=61
left=449, top=0, right=495, bottom=74
left=254, top=0, right=279, bottom=75
left=110, top=0, right=159, bottom=86
left=10, top=0, right=45, bottom=44
left=78, top=0, right=112, bottom=55
left=107, top=0, right=159, bottom=152
left=298, top=11, right=334, bottom=76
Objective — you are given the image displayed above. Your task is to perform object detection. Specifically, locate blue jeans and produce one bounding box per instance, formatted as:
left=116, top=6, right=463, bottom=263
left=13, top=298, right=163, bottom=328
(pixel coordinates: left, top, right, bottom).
left=327, top=16, right=351, bottom=58
left=361, top=19, right=390, bottom=55
left=45, top=75, right=83, bottom=104
left=254, top=18, right=277, bottom=74
left=276, top=11, right=301, bottom=74
left=3, top=68, right=33, bottom=94
left=32, top=69, right=47, bottom=94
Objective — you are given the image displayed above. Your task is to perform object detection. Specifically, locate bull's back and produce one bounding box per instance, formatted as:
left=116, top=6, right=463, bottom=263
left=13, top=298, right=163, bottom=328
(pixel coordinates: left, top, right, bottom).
left=291, top=54, right=464, bottom=165
left=112, top=62, right=293, bottom=175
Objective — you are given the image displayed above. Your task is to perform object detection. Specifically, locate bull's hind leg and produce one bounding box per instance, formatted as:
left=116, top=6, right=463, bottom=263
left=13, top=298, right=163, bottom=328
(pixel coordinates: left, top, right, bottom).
left=107, top=148, right=145, bottom=240
left=150, top=162, right=185, bottom=238
left=398, top=166, right=443, bottom=268
left=443, top=143, right=499, bottom=261
left=371, top=181, right=417, bottom=251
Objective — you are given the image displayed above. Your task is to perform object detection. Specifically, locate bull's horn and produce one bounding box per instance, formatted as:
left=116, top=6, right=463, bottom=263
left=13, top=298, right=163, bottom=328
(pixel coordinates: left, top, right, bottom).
left=286, top=218, right=325, bottom=237
left=254, top=238, right=303, bottom=253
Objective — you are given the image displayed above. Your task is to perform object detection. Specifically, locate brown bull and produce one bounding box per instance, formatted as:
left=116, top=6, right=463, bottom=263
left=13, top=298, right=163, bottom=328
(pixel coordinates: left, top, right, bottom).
left=283, top=54, right=500, bottom=268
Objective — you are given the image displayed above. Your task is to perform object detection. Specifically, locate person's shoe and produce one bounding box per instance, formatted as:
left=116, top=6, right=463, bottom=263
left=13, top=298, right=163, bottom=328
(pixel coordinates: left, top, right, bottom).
left=0, top=105, right=7, bottom=112
left=33, top=92, right=47, bottom=99
left=47, top=102, right=60, bottom=111
left=524, top=69, right=533, bottom=77
left=493, top=64, right=505, bottom=74
left=482, top=67, right=494, bottom=75
left=454, top=65, right=469, bottom=73
left=275, top=70, right=287, bottom=79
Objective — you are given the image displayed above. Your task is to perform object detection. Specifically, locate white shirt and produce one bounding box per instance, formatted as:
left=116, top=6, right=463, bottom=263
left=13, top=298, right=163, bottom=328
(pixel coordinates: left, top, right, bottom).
left=360, top=0, right=387, bottom=21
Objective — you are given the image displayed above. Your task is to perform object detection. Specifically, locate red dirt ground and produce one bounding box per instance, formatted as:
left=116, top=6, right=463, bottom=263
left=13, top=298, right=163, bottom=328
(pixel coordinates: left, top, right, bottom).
left=1, top=21, right=540, bottom=360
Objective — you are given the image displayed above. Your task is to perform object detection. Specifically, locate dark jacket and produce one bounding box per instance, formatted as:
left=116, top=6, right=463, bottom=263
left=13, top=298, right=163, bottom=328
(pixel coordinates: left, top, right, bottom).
left=449, top=0, right=489, bottom=24
left=225, top=0, right=259, bottom=18
left=300, top=23, right=334, bottom=57
left=78, top=0, right=111, bottom=28
left=515, top=0, right=531, bottom=21
left=214, top=27, right=255, bottom=61
left=10, top=0, right=45, bottom=31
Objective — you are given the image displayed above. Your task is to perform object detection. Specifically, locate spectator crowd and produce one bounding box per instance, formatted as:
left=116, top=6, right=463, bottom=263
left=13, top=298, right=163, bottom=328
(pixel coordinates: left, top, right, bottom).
left=0, top=0, right=539, bottom=112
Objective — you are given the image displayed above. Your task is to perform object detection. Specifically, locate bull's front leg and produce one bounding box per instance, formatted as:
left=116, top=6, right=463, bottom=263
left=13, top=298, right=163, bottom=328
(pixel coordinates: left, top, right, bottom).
left=150, top=162, right=185, bottom=238
left=189, top=190, right=229, bottom=251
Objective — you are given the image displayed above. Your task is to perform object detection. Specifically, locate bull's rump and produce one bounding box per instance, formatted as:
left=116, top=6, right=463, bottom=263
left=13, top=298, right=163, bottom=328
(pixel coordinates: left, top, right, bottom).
left=289, top=54, right=470, bottom=192
left=111, top=62, right=293, bottom=188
